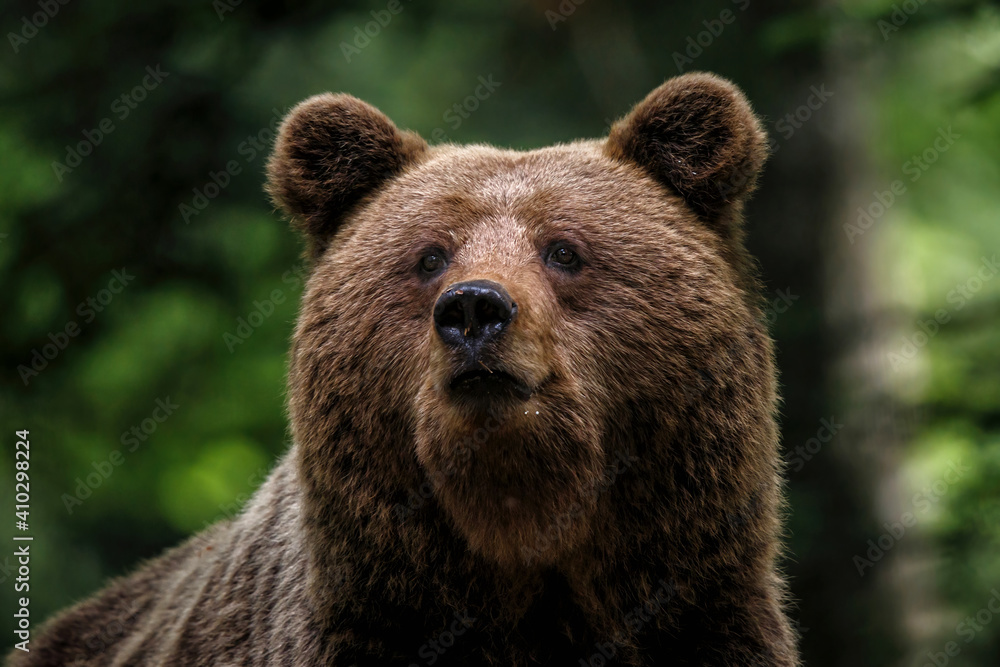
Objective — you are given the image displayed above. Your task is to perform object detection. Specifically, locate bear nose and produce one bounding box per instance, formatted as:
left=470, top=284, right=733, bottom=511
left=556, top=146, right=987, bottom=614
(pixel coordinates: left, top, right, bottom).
left=433, top=280, right=517, bottom=350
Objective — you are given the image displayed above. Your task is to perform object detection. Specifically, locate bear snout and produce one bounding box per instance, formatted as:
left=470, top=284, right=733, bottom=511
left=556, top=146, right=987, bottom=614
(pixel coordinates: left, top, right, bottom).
left=433, top=279, right=518, bottom=351
left=433, top=279, right=537, bottom=403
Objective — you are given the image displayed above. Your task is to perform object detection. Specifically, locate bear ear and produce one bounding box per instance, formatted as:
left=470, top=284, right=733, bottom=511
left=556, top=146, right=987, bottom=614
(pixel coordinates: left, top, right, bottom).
left=267, top=93, right=428, bottom=257
left=606, top=73, right=768, bottom=227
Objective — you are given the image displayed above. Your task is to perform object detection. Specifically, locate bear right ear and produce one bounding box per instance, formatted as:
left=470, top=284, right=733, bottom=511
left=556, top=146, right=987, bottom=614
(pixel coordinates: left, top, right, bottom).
left=605, top=73, right=768, bottom=235
left=267, top=94, right=428, bottom=257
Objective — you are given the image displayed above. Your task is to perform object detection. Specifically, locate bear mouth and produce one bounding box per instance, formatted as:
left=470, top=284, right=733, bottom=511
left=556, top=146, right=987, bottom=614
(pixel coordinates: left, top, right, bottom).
left=448, top=367, right=533, bottom=402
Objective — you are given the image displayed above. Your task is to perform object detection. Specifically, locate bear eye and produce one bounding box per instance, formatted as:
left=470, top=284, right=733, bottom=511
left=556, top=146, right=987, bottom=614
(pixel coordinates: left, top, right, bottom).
left=418, top=250, right=447, bottom=276
left=546, top=243, right=581, bottom=271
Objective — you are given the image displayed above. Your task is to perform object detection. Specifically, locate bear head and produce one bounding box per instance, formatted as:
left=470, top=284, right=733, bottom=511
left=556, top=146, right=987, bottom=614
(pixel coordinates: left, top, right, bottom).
left=267, top=73, right=775, bottom=581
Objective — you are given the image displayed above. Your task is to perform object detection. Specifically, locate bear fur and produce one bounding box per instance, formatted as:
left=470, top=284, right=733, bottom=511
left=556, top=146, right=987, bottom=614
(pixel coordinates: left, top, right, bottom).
left=9, top=72, right=798, bottom=666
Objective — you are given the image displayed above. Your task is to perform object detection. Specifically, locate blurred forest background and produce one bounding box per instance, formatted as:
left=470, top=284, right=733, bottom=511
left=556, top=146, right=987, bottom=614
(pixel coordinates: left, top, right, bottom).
left=2, top=0, right=999, bottom=665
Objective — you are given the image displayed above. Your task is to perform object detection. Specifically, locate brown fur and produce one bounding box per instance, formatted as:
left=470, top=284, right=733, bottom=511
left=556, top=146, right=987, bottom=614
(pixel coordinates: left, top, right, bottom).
left=9, top=73, right=798, bottom=666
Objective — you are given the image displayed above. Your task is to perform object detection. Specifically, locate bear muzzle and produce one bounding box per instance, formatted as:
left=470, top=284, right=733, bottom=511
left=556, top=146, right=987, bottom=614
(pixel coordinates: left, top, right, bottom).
left=434, top=279, right=536, bottom=403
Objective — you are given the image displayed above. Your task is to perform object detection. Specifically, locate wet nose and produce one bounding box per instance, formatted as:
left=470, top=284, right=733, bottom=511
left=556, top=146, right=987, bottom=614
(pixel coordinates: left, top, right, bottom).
left=433, top=280, right=517, bottom=351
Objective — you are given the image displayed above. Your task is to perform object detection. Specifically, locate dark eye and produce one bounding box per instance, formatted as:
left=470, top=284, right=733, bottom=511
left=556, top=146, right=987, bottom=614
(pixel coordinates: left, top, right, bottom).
left=419, top=250, right=447, bottom=276
left=546, top=243, right=580, bottom=270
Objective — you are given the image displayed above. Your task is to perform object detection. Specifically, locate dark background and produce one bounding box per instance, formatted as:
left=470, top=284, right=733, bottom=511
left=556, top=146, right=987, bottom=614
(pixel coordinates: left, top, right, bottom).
left=2, top=1, right=999, bottom=665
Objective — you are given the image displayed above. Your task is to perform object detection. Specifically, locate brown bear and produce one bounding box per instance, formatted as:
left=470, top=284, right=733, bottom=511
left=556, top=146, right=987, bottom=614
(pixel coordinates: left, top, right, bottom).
left=9, top=72, right=798, bottom=666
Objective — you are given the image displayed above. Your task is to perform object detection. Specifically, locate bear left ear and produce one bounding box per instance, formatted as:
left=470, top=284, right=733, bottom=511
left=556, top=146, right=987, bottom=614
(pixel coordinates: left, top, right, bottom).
left=267, top=93, right=428, bottom=257
left=606, top=73, right=768, bottom=227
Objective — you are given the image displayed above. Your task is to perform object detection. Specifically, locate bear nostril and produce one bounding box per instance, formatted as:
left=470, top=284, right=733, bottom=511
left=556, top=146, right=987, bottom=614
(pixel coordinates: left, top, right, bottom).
left=475, top=299, right=501, bottom=328
left=436, top=300, right=465, bottom=331
left=433, top=280, right=516, bottom=348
